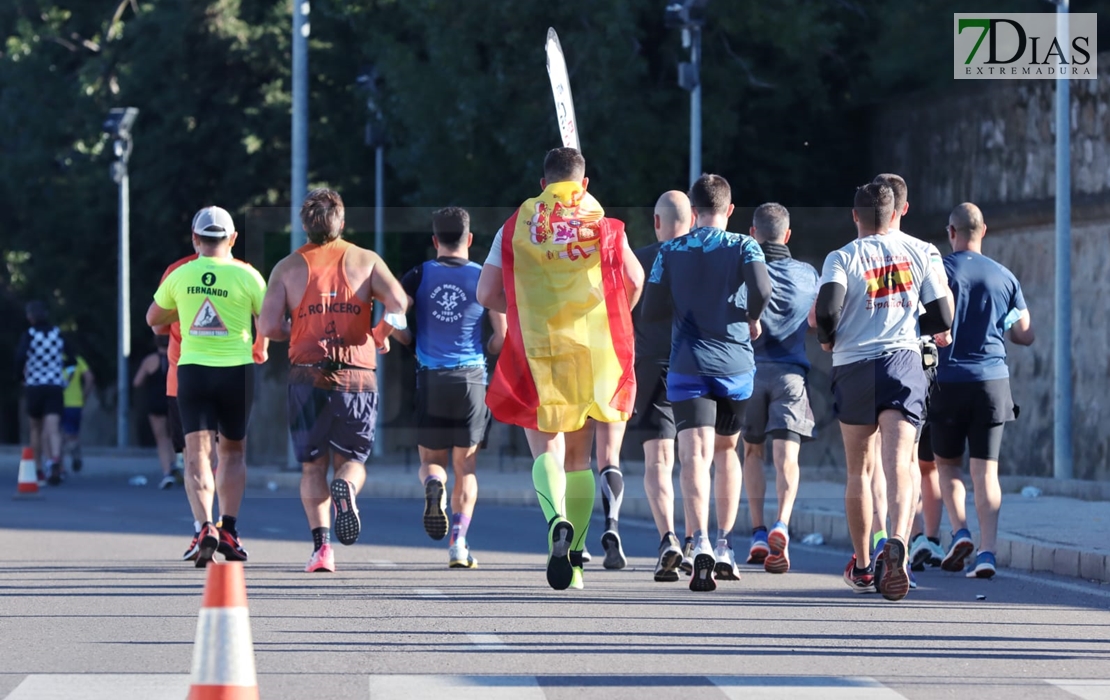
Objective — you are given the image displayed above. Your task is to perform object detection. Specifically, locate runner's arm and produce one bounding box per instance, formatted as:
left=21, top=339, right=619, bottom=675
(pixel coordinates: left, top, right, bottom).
left=487, top=310, right=507, bottom=356
left=146, top=301, right=177, bottom=327
left=82, top=366, right=95, bottom=400
left=258, top=258, right=293, bottom=341
left=13, top=332, right=29, bottom=382
left=476, top=264, right=507, bottom=313
left=369, top=252, right=407, bottom=351
left=132, top=354, right=155, bottom=388
left=917, top=265, right=953, bottom=336
left=1007, top=309, right=1035, bottom=346
left=814, top=282, right=846, bottom=351
left=390, top=296, right=415, bottom=347
left=641, top=248, right=670, bottom=323
left=621, top=235, right=645, bottom=308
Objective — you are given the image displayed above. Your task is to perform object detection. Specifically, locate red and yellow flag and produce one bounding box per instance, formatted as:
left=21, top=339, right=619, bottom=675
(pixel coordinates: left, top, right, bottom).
left=865, top=261, right=913, bottom=298
left=487, top=181, right=635, bottom=433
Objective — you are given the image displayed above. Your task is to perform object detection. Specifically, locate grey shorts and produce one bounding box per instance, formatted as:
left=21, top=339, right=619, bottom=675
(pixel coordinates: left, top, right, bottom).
left=740, top=363, right=815, bottom=443
left=288, top=382, right=378, bottom=464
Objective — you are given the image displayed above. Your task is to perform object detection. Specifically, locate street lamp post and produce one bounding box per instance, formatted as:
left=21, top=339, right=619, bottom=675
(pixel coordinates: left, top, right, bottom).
left=103, top=107, right=139, bottom=448
left=666, top=0, right=709, bottom=187
left=1053, top=0, right=1072, bottom=479
left=357, top=68, right=387, bottom=457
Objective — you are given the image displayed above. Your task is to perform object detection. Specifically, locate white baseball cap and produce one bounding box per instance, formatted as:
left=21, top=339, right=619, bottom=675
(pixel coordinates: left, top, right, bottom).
left=191, top=206, right=235, bottom=238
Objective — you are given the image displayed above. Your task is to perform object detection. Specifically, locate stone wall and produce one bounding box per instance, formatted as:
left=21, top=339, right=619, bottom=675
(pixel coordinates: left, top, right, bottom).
left=868, top=53, right=1110, bottom=481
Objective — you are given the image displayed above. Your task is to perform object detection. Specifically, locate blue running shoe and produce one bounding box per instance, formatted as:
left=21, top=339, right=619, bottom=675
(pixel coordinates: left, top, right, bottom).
left=942, top=528, right=974, bottom=572
left=747, top=528, right=769, bottom=564
left=966, top=551, right=997, bottom=579
left=909, top=568, right=918, bottom=589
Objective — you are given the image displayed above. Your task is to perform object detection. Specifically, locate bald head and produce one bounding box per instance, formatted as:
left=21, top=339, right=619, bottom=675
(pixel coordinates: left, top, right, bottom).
left=949, top=202, right=985, bottom=239
left=654, top=190, right=692, bottom=242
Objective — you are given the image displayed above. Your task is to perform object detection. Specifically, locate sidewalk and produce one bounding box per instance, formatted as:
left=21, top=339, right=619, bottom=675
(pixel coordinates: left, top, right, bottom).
left=5, top=448, right=1108, bottom=584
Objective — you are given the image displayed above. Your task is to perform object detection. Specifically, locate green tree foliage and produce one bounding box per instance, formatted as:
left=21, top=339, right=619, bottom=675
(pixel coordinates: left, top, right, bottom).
left=1, top=0, right=1106, bottom=440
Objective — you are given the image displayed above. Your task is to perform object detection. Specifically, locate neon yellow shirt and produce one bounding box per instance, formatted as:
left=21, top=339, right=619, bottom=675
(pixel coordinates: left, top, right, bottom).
left=153, top=256, right=266, bottom=367
left=63, top=356, right=90, bottom=408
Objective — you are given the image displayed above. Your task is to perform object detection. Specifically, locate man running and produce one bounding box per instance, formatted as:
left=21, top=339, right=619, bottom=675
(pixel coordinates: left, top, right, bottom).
left=147, top=206, right=267, bottom=568
left=476, top=147, right=643, bottom=591
left=815, top=183, right=951, bottom=601
left=633, top=190, right=692, bottom=582
left=393, top=207, right=506, bottom=569
left=61, top=349, right=94, bottom=474
left=16, top=301, right=72, bottom=486
left=643, top=174, right=771, bottom=592
left=871, top=173, right=952, bottom=575
left=740, top=203, right=818, bottom=575
left=932, top=203, right=1034, bottom=579
left=260, top=188, right=407, bottom=573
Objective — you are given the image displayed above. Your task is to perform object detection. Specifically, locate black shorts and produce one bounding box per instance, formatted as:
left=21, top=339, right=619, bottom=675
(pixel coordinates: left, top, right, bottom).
left=177, top=364, right=254, bottom=441
left=415, top=367, right=491, bottom=451
left=167, top=396, right=186, bottom=453
left=289, top=383, right=378, bottom=464
left=929, top=378, right=1016, bottom=461
left=673, top=396, right=747, bottom=436
left=25, top=385, right=64, bottom=420
left=831, top=349, right=928, bottom=428
left=629, top=361, right=676, bottom=442
left=917, top=366, right=938, bottom=462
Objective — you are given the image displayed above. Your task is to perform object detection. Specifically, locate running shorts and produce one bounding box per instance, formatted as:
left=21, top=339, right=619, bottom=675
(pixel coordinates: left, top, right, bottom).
left=288, top=382, right=378, bottom=464
left=415, top=366, right=490, bottom=451
left=929, top=378, right=1016, bottom=461
left=668, top=370, right=754, bottom=436
left=629, top=361, right=676, bottom=442
left=830, top=349, right=928, bottom=428
left=167, top=397, right=186, bottom=453
left=740, top=362, right=815, bottom=443
left=25, top=385, right=64, bottom=420
left=61, top=407, right=82, bottom=437
left=177, top=364, right=254, bottom=441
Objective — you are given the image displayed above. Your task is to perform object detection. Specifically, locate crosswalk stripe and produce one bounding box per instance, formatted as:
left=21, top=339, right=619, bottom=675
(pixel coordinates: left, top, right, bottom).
left=368, top=674, right=544, bottom=699
left=1045, top=679, right=1110, bottom=699
left=4, top=674, right=191, bottom=700
left=466, top=633, right=509, bottom=650
left=708, top=676, right=908, bottom=699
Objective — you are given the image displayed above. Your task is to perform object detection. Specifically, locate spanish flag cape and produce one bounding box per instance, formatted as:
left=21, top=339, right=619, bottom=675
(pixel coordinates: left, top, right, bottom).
left=487, top=181, right=635, bottom=433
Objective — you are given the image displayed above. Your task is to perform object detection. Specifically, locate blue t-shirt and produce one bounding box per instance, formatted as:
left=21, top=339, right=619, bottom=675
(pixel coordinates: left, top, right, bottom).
left=938, top=250, right=1026, bottom=382
left=748, top=244, right=818, bottom=370
left=401, top=257, right=487, bottom=372
left=647, top=226, right=766, bottom=377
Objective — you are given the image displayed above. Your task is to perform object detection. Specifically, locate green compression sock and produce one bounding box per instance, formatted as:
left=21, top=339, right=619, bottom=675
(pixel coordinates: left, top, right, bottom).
left=565, top=469, right=596, bottom=551
left=532, top=453, right=567, bottom=524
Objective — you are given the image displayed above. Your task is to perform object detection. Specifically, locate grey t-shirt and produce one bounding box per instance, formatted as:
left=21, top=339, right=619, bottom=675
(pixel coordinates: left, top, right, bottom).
left=820, top=230, right=945, bottom=367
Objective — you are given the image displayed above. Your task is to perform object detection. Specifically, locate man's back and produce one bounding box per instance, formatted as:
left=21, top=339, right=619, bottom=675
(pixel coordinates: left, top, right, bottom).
left=20, top=324, right=66, bottom=386
left=753, top=253, right=818, bottom=369
left=939, top=251, right=1025, bottom=382
left=821, top=230, right=943, bottom=367
left=405, top=258, right=486, bottom=371
left=651, top=226, right=765, bottom=377
left=633, top=241, right=671, bottom=366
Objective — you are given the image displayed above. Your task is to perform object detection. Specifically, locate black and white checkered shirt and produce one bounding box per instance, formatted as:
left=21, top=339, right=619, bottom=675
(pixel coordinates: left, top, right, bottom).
left=19, top=326, right=67, bottom=387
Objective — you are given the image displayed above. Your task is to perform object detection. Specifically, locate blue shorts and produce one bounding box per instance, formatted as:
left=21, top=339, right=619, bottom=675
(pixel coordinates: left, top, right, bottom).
left=61, top=407, right=82, bottom=437
left=666, top=370, right=755, bottom=404
left=667, top=370, right=754, bottom=436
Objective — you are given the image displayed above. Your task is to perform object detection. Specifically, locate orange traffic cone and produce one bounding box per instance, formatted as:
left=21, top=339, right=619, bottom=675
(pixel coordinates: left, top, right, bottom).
left=13, top=447, right=41, bottom=500
left=188, top=562, right=259, bottom=700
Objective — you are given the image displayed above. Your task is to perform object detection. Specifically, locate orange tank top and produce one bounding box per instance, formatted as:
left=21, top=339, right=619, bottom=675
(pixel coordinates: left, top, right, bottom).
left=288, top=241, right=376, bottom=373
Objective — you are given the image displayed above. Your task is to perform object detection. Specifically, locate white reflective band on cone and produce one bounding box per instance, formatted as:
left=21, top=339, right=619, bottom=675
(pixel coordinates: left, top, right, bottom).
left=190, top=608, right=257, bottom=686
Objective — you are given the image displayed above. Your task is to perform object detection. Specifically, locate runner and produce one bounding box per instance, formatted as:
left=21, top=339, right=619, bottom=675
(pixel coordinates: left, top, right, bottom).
left=15, top=301, right=72, bottom=486
left=132, top=336, right=179, bottom=489
left=259, top=188, right=407, bottom=573
left=147, top=206, right=268, bottom=568
left=393, top=207, right=507, bottom=569
left=740, top=203, right=818, bottom=575
left=932, top=203, right=1034, bottom=579
left=871, top=173, right=952, bottom=576
left=61, top=349, right=94, bottom=475
left=476, top=147, right=643, bottom=591
left=642, top=174, right=771, bottom=592
left=632, top=191, right=692, bottom=582
left=814, top=183, right=951, bottom=601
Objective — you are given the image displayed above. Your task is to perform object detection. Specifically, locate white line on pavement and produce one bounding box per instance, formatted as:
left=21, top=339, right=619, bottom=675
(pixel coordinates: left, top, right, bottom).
left=368, top=559, right=398, bottom=568
left=414, top=588, right=448, bottom=599
left=261, top=527, right=285, bottom=534
left=709, top=676, right=908, bottom=700
left=368, top=675, right=543, bottom=700
left=1045, top=679, right=1110, bottom=699
left=5, top=674, right=191, bottom=700
left=466, top=633, right=509, bottom=650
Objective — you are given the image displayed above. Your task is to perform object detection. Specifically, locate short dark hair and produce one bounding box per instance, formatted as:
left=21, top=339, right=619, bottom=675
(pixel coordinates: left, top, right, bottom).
left=543, top=147, right=586, bottom=183
left=689, top=173, right=731, bottom=215
left=25, top=300, right=49, bottom=325
left=300, top=188, right=345, bottom=245
left=872, top=173, right=908, bottom=212
left=432, top=207, right=470, bottom=247
left=752, top=203, right=790, bottom=242
left=854, top=183, right=895, bottom=232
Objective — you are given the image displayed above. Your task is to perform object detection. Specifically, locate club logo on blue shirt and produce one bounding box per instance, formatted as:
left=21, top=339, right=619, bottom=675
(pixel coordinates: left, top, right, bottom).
left=431, top=284, right=467, bottom=323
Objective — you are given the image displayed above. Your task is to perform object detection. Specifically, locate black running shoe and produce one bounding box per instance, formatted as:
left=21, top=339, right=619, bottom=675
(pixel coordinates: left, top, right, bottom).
left=195, top=523, right=220, bottom=568
left=422, top=479, right=448, bottom=541
left=217, top=527, right=249, bottom=562
left=601, top=530, right=627, bottom=570
left=71, top=458, right=83, bottom=473
left=679, top=538, right=694, bottom=575
left=330, top=478, right=361, bottom=545
left=654, top=534, right=683, bottom=583
left=546, top=519, right=575, bottom=590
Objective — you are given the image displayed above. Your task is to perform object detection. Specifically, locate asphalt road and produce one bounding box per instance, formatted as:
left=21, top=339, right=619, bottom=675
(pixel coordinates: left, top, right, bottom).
left=2, top=476, right=1110, bottom=700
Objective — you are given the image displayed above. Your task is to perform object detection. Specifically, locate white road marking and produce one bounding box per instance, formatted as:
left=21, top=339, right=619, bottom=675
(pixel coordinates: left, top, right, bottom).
left=414, top=588, right=448, bottom=599
left=261, top=527, right=285, bottom=534
left=368, top=675, right=543, bottom=699
left=1046, top=679, right=1110, bottom=699
left=709, top=676, right=908, bottom=700
left=368, top=559, right=398, bottom=568
left=5, top=674, right=191, bottom=700
left=466, top=633, right=509, bottom=650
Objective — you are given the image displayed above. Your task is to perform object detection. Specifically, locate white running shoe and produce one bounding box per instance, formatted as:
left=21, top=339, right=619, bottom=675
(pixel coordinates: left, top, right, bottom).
left=448, top=541, right=477, bottom=569
left=713, top=539, right=741, bottom=581
left=689, top=538, right=717, bottom=592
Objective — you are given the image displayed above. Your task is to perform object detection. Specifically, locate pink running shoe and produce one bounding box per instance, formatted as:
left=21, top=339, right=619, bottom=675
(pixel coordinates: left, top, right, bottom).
left=305, top=543, right=336, bottom=573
